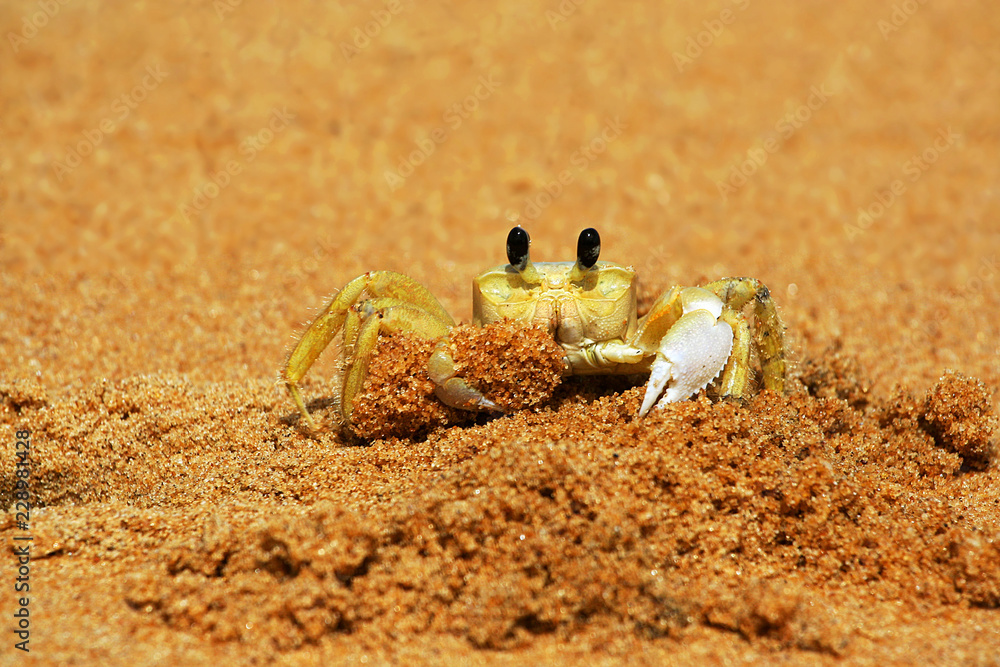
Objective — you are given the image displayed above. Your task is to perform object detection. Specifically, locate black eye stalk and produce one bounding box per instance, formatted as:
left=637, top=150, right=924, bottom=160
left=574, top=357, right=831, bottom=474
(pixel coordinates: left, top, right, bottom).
left=506, top=226, right=600, bottom=284
left=506, top=226, right=530, bottom=271
left=506, top=226, right=541, bottom=283
left=577, top=228, right=600, bottom=269
left=569, top=227, right=600, bottom=282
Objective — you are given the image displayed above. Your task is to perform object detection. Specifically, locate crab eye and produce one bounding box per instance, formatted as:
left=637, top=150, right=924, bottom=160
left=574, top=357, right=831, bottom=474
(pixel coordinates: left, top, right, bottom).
left=506, top=226, right=530, bottom=271
left=577, top=228, right=601, bottom=269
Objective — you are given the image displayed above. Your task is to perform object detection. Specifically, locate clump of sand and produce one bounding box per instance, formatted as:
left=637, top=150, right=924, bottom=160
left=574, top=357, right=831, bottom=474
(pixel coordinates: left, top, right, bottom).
left=348, top=322, right=567, bottom=439
left=920, top=371, right=997, bottom=469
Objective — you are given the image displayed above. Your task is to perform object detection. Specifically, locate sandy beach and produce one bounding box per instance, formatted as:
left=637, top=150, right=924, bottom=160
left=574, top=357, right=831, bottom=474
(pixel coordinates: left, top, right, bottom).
left=2, top=0, right=999, bottom=664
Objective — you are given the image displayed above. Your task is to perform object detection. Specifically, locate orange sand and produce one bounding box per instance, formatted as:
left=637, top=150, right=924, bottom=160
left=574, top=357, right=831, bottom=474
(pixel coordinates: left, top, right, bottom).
left=2, top=0, right=1000, bottom=664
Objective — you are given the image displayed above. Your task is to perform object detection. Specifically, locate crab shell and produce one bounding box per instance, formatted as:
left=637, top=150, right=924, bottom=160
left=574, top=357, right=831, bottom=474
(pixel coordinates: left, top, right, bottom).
left=473, top=261, right=638, bottom=374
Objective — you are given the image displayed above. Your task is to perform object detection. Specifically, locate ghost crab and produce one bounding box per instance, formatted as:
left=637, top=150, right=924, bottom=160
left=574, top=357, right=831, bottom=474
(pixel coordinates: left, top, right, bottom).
left=283, top=227, right=786, bottom=431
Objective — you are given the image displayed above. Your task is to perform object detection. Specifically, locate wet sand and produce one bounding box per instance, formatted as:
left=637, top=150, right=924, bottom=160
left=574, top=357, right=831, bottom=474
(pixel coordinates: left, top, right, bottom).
left=2, top=0, right=999, bottom=664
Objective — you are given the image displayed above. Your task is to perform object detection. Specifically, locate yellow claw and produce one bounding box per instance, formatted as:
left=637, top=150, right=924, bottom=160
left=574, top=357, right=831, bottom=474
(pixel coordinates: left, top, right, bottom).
left=427, top=340, right=502, bottom=412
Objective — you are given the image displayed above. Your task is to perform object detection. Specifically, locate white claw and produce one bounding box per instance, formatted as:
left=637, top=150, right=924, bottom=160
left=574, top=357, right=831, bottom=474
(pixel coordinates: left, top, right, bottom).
left=640, top=354, right=673, bottom=416
left=638, top=309, right=734, bottom=416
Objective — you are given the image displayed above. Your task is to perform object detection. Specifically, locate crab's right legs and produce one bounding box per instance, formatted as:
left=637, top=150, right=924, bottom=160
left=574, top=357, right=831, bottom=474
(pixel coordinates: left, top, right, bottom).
left=284, top=277, right=367, bottom=430
left=341, top=298, right=454, bottom=424
left=283, top=271, right=453, bottom=430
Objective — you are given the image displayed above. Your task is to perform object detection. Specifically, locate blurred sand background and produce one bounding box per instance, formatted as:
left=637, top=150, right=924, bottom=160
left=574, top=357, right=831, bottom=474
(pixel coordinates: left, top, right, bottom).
left=2, top=0, right=999, bottom=664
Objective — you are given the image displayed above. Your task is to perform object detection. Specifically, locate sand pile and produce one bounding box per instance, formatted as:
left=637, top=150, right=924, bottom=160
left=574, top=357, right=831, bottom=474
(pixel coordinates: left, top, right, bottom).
left=348, top=323, right=567, bottom=439
left=5, top=347, right=996, bottom=658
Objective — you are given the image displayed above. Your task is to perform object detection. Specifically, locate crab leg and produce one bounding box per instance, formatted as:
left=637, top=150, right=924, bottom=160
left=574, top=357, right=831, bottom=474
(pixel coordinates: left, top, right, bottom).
left=338, top=299, right=453, bottom=424
left=283, top=271, right=453, bottom=430
left=716, top=308, right=751, bottom=397
left=704, top=277, right=786, bottom=394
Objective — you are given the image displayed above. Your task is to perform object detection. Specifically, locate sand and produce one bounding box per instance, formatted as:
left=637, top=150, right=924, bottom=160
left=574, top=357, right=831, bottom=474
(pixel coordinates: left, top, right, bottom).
left=2, top=0, right=1000, bottom=664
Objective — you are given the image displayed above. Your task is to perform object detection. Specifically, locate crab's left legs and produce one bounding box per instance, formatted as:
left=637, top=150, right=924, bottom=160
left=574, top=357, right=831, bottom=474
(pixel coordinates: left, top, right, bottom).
left=716, top=308, right=752, bottom=397
left=630, top=286, right=735, bottom=416
left=704, top=277, right=786, bottom=395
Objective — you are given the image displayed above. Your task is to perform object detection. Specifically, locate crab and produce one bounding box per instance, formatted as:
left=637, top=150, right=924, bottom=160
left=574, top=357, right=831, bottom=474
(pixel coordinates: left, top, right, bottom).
left=283, top=227, right=786, bottom=431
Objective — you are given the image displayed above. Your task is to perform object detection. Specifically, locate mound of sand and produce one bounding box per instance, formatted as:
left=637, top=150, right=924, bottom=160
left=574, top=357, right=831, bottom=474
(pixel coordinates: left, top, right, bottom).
left=4, top=345, right=997, bottom=661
